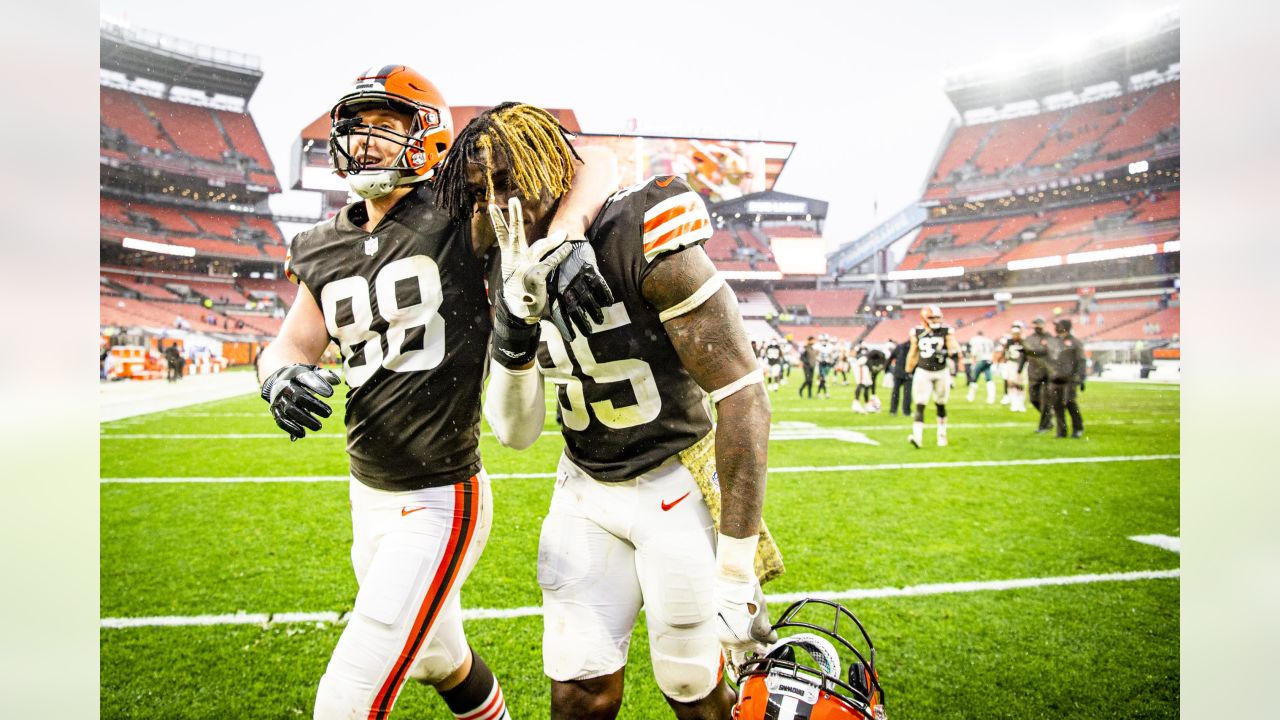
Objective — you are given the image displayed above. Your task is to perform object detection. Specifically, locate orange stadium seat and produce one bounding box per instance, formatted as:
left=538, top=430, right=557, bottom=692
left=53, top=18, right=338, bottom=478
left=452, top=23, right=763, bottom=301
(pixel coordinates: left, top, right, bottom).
left=136, top=95, right=230, bottom=162
left=214, top=110, right=274, bottom=169
left=100, top=87, right=173, bottom=153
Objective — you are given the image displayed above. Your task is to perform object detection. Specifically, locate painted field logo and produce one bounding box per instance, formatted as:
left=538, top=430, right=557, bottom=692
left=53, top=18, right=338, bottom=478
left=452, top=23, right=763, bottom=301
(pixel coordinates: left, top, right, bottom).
left=770, top=421, right=880, bottom=446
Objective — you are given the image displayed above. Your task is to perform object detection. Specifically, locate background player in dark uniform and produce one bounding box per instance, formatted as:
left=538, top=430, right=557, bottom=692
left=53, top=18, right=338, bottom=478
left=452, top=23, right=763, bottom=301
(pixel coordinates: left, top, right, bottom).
left=763, top=339, right=784, bottom=392
left=1046, top=318, right=1087, bottom=438
left=439, top=103, right=778, bottom=720
left=1022, top=316, right=1054, bottom=432
left=255, top=67, right=615, bottom=720
left=885, top=336, right=913, bottom=416
left=906, top=305, right=960, bottom=448
left=798, top=335, right=817, bottom=398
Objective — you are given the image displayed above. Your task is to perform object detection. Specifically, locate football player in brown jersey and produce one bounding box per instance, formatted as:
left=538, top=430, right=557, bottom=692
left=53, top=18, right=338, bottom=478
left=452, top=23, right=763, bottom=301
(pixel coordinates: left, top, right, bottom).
left=256, top=67, right=617, bottom=720
left=437, top=103, right=776, bottom=720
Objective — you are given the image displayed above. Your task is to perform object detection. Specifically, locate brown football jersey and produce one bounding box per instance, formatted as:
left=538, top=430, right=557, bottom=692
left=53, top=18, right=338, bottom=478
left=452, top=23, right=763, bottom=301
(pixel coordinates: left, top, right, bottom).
left=285, top=185, right=489, bottom=490
left=536, top=176, right=715, bottom=481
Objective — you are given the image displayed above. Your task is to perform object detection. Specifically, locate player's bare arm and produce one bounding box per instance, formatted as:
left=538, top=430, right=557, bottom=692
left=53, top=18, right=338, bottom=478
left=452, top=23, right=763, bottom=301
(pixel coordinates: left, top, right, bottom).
left=255, top=283, right=330, bottom=383
left=906, top=335, right=920, bottom=373
left=643, top=246, right=770, bottom=540
left=544, top=145, right=617, bottom=240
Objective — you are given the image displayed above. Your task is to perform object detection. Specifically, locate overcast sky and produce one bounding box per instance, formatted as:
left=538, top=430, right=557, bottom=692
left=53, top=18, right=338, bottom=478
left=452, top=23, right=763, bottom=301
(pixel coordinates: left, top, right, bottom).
left=99, top=0, right=1176, bottom=248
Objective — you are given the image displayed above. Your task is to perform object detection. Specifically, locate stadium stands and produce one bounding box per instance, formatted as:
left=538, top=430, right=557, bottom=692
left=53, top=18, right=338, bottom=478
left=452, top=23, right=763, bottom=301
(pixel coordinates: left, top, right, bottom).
left=100, top=87, right=173, bottom=153
left=923, top=80, right=1179, bottom=200
left=214, top=110, right=274, bottom=170
left=135, top=95, right=229, bottom=162
left=737, top=291, right=779, bottom=318
left=772, top=289, right=868, bottom=318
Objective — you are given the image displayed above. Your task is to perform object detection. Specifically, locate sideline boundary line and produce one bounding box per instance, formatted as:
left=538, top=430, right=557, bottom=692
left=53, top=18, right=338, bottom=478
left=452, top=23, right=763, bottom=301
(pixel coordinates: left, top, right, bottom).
left=101, top=454, right=1179, bottom=484
left=101, top=568, right=1179, bottom=629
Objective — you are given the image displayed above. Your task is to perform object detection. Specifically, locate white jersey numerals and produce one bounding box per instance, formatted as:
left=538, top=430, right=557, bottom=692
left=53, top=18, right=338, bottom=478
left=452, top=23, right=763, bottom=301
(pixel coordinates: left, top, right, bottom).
left=319, top=255, right=447, bottom=388
left=540, top=302, right=662, bottom=431
left=917, top=335, right=946, bottom=359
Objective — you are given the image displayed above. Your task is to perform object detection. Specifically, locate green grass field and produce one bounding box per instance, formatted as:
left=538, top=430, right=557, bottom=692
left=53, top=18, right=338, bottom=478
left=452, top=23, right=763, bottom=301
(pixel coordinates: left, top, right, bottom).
left=100, top=377, right=1179, bottom=718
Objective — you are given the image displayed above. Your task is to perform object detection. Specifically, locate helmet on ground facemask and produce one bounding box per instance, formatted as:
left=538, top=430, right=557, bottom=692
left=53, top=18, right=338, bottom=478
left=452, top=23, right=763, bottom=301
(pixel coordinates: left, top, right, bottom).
left=733, top=598, right=885, bottom=720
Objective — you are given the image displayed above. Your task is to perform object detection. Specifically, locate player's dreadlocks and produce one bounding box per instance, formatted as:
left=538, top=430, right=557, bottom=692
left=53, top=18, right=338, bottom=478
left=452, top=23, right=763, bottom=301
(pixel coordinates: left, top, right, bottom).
left=437, top=101, right=583, bottom=222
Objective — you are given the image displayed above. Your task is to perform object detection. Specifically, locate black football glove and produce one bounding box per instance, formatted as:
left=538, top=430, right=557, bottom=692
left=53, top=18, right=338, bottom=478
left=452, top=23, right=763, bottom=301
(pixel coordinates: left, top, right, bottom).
left=261, top=364, right=341, bottom=441
left=548, top=241, right=614, bottom=341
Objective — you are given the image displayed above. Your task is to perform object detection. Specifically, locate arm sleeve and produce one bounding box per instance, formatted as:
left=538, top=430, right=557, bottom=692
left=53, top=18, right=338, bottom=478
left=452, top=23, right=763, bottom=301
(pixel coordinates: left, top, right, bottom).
left=482, top=359, right=546, bottom=450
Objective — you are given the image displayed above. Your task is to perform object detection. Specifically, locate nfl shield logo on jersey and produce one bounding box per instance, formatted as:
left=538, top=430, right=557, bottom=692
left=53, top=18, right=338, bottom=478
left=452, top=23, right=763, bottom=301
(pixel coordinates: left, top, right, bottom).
left=364, top=236, right=379, bottom=256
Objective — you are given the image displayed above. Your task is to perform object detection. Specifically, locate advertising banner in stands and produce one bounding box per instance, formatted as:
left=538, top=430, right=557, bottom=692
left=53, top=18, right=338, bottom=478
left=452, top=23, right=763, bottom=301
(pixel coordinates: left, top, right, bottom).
left=574, top=135, right=795, bottom=204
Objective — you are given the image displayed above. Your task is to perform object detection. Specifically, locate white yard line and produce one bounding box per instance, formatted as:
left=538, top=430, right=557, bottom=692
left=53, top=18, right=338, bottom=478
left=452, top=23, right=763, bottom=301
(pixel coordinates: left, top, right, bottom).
left=100, top=568, right=1179, bottom=629
left=99, top=417, right=1179, bottom=439
left=100, top=454, right=1178, bottom=484
left=1129, top=534, right=1181, bottom=553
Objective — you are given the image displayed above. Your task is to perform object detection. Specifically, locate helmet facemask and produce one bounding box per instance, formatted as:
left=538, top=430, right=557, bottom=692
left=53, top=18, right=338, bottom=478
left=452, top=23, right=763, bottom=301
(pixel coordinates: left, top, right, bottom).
left=328, top=92, right=450, bottom=199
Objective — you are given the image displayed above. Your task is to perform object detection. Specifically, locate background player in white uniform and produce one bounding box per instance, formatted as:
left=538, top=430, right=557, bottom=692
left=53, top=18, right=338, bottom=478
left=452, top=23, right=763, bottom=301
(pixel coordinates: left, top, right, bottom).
left=438, top=103, right=778, bottom=720
left=997, top=322, right=1029, bottom=412
left=967, top=330, right=997, bottom=403
left=906, top=305, right=960, bottom=448
left=258, top=68, right=616, bottom=720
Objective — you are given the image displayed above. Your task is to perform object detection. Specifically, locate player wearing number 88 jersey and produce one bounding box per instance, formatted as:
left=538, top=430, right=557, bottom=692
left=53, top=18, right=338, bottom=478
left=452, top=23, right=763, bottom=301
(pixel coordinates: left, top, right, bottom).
left=441, top=103, right=780, bottom=719
left=285, top=187, right=488, bottom=490
left=258, top=67, right=620, bottom=720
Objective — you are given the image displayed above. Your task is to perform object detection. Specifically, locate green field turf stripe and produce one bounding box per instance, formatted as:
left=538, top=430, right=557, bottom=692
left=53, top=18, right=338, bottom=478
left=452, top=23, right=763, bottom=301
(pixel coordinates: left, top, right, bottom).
left=99, top=453, right=1179, bottom=484
left=100, top=568, right=1178, bottom=629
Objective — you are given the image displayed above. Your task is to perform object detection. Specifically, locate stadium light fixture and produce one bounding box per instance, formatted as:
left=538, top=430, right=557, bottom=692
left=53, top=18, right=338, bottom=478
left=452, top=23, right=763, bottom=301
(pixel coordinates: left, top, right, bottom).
left=1162, top=240, right=1181, bottom=253
left=122, top=237, right=195, bottom=257
left=1128, top=160, right=1149, bottom=174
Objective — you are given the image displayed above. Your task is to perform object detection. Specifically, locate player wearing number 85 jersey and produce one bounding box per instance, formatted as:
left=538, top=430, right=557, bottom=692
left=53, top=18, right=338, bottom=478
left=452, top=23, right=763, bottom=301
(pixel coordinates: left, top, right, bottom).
left=437, top=103, right=780, bottom=720
left=257, top=66, right=617, bottom=720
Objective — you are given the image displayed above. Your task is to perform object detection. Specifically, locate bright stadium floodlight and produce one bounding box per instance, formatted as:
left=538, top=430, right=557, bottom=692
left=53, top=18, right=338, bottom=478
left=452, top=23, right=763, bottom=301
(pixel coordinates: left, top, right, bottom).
left=1129, top=160, right=1150, bottom=174
left=122, top=237, right=195, bottom=257
left=887, top=266, right=965, bottom=281
left=1163, top=240, right=1181, bottom=253
left=1007, top=255, right=1064, bottom=271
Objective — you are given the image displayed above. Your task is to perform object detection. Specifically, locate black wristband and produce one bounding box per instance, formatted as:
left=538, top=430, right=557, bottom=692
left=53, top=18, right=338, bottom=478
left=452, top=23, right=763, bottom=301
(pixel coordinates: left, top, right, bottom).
left=491, top=303, right=541, bottom=368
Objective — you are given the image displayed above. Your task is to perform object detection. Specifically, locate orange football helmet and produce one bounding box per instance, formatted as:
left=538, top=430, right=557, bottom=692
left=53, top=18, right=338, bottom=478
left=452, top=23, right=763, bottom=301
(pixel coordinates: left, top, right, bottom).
left=328, top=64, right=453, bottom=198
left=733, top=598, right=885, bottom=720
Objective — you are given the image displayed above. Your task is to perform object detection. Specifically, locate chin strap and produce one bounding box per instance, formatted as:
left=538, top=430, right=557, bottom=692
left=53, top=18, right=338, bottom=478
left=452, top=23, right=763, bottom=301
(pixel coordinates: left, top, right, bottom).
left=347, top=168, right=430, bottom=199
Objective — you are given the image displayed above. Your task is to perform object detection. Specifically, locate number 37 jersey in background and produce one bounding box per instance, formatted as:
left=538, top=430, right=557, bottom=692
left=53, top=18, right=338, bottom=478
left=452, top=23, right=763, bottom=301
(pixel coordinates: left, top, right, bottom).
left=285, top=186, right=489, bottom=491
left=536, top=176, right=715, bottom=481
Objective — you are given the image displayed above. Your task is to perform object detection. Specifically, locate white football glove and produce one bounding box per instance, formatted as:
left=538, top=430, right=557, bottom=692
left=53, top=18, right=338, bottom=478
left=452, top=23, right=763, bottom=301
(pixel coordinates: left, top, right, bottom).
left=489, top=197, right=575, bottom=323
left=715, top=531, right=778, bottom=676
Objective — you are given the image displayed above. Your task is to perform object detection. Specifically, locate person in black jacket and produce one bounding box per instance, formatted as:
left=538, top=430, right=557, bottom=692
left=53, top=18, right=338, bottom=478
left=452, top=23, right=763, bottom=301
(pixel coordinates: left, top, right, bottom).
left=1045, top=318, right=1086, bottom=438
left=1022, top=316, right=1054, bottom=432
left=798, top=336, right=817, bottom=398
left=885, top=338, right=913, bottom=416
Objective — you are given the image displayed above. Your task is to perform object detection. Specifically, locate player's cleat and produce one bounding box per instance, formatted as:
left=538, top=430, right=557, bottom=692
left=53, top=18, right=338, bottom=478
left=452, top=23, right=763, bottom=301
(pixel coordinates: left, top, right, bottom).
left=937, top=436, right=948, bottom=447
left=1072, top=429, right=1085, bottom=439
left=1000, top=395, right=1010, bottom=405
left=908, top=434, right=921, bottom=448
left=1035, top=427, right=1051, bottom=434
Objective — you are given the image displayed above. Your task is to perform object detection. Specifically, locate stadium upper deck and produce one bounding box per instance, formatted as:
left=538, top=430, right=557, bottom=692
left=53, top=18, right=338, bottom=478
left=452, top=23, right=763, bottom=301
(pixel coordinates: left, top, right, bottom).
left=100, top=20, right=287, bottom=344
